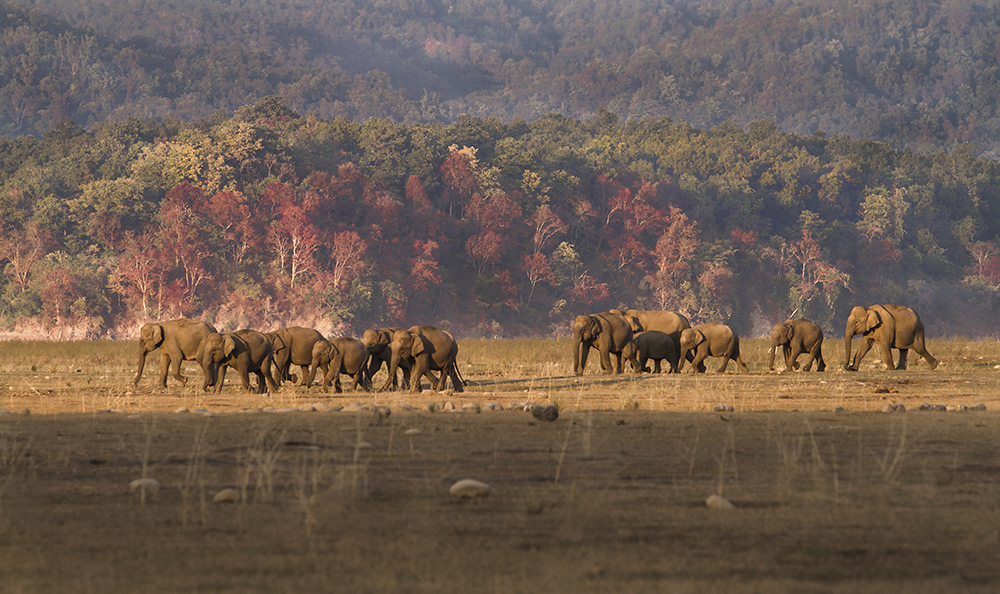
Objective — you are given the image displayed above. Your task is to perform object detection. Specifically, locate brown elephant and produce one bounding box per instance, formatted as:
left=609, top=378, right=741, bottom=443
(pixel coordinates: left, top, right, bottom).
left=618, top=309, right=691, bottom=344
left=266, top=327, right=326, bottom=386
left=197, top=329, right=279, bottom=394
left=572, top=311, right=638, bottom=375
left=305, top=336, right=371, bottom=393
left=769, top=318, right=826, bottom=371
left=134, top=318, right=218, bottom=387
left=678, top=323, right=749, bottom=373
left=361, top=327, right=409, bottom=390
left=844, top=304, right=938, bottom=371
left=625, top=330, right=679, bottom=373
left=384, top=326, right=463, bottom=393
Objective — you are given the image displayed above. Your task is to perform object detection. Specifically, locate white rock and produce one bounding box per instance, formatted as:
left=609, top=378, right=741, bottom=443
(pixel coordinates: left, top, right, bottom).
left=450, top=479, right=491, bottom=499
left=442, top=401, right=456, bottom=411
left=404, top=428, right=422, bottom=436
left=212, top=488, right=240, bottom=503
left=297, top=404, right=316, bottom=412
left=483, top=402, right=504, bottom=412
left=174, top=406, right=189, bottom=413
left=705, top=494, right=734, bottom=509
left=312, top=403, right=333, bottom=412
left=971, top=403, right=988, bottom=411
left=713, top=404, right=734, bottom=412
left=129, top=478, right=161, bottom=495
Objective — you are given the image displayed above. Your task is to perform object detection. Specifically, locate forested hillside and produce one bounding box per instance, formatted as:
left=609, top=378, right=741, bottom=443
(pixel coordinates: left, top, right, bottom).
left=1, top=99, right=999, bottom=338
left=6, top=0, right=1000, bottom=156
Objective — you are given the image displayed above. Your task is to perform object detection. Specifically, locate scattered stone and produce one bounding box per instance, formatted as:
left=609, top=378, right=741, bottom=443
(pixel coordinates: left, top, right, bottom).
left=0, top=409, right=10, bottom=415
left=422, top=389, right=435, bottom=395
left=833, top=406, right=846, bottom=413
left=341, top=403, right=367, bottom=412
left=483, top=402, right=504, bottom=412
left=449, top=478, right=491, bottom=499
left=705, top=494, right=735, bottom=509
left=439, top=389, right=455, bottom=396
left=404, top=428, right=422, bottom=436
left=297, top=404, right=316, bottom=412
left=129, top=478, right=161, bottom=495
left=461, top=403, right=481, bottom=413
left=442, top=401, right=457, bottom=411
left=396, top=403, right=417, bottom=411
left=312, top=402, right=333, bottom=412
left=971, top=403, right=988, bottom=411
left=713, top=404, right=735, bottom=412
left=882, top=403, right=906, bottom=412
left=212, top=488, right=240, bottom=503
left=374, top=406, right=391, bottom=421
left=192, top=408, right=208, bottom=414
left=174, top=406, right=190, bottom=413
left=426, top=402, right=439, bottom=413
left=531, top=404, right=559, bottom=422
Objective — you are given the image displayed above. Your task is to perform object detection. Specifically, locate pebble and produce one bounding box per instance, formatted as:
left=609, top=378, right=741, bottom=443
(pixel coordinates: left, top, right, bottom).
left=442, top=401, right=456, bottom=411
left=833, top=407, right=846, bottom=413
left=312, top=402, right=334, bottom=412
left=705, top=494, right=735, bottom=509
left=531, top=404, right=559, bottom=422
left=374, top=406, right=391, bottom=421
left=129, top=478, right=161, bottom=495
left=449, top=479, right=491, bottom=499
left=212, top=488, right=240, bottom=503
left=174, top=406, right=189, bottom=413
left=971, top=403, right=988, bottom=411
left=404, top=428, right=422, bottom=436
left=713, top=404, right=735, bottom=412
left=483, top=402, right=504, bottom=412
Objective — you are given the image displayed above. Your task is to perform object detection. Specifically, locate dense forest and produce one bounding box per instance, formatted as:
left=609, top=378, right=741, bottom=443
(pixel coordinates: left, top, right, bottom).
left=5, top=0, right=1000, bottom=156
left=1, top=98, right=1000, bottom=338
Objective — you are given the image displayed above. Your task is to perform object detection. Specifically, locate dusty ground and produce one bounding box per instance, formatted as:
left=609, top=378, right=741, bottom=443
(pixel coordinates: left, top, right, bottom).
left=1, top=339, right=1000, bottom=592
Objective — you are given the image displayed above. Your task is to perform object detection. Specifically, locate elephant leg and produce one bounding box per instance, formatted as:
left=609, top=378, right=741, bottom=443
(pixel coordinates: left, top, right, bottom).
left=717, top=355, right=731, bottom=373
left=653, top=359, right=662, bottom=373
left=788, top=345, right=803, bottom=371
left=158, top=353, right=171, bottom=387
left=599, top=347, right=614, bottom=375
left=850, top=338, right=876, bottom=369
left=690, top=352, right=707, bottom=373
left=895, top=349, right=909, bottom=370
left=253, top=371, right=266, bottom=393
left=877, top=341, right=895, bottom=371
left=297, top=364, right=310, bottom=386
left=814, top=346, right=826, bottom=372
left=736, top=353, right=749, bottom=372
left=214, top=365, right=228, bottom=394
left=448, top=365, right=464, bottom=392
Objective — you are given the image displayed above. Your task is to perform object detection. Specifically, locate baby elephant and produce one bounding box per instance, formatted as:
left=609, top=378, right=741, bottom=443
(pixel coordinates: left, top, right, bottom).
left=769, top=318, right=826, bottom=372
left=678, top=323, right=749, bottom=373
left=626, top=330, right=679, bottom=373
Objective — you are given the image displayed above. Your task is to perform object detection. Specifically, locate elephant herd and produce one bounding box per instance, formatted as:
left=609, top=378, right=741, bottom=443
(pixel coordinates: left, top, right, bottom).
left=133, top=321, right=465, bottom=394
left=573, top=304, right=939, bottom=375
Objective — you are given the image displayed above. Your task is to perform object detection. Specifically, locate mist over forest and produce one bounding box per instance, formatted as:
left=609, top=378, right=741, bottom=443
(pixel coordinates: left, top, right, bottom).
left=2, top=0, right=1000, bottom=339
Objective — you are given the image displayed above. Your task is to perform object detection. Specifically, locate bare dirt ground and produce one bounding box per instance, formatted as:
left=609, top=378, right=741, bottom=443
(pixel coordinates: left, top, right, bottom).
left=1, top=338, right=1000, bottom=592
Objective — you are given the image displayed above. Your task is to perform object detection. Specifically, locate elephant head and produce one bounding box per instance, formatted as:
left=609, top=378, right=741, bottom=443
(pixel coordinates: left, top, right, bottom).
left=844, top=306, right=882, bottom=370
left=769, top=322, right=794, bottom=370
left=197, top=333, right=237, bottom=391
left=386, top=330, right=420, bottom=387
left=139, top=323, right=165, bottom=353
left=572, top=314, right=601, bottom=375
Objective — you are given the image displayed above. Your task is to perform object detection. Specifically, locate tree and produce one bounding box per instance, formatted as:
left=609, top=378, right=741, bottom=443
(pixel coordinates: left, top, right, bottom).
left=521, top=251, right=555, bottom=307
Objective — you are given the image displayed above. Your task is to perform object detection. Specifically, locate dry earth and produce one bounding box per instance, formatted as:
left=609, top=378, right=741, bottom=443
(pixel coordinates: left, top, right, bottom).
left=1, top=338, right=999, bottom=592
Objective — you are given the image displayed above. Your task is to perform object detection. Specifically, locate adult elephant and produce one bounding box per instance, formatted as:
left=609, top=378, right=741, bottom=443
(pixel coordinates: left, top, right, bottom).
left=769, top=318, right=826, bottom=372
left=197, top=329, right=279, bottom=394
left=678, top=323, right=749, bottom=374
left=625, top=330, right=679, bottom=374
left=844, top=304, right=938, bottom=371
left=384, top=326, right=463, bottom=393
left=620, top=309, right=691, bottom=344
left=267, top=327, right=326, bottom=386
left=306, top=337, right=371, bottom=393
left=361, top=327, right=408, bottom=390
left=134, top=318, right=218, bottom=387
left=572, top=311, right=638, bottom=375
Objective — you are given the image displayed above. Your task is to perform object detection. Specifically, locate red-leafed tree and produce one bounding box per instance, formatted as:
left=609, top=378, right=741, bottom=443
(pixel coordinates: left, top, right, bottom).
left=204, top=190, right=259, bottom=269
left=262, top=182, right=324, bottom=287
left=407, top=239, right=441, bottom=297
left=521, top=251, right=556, bottom=307
left=529, top=206, right=568, bottom=253
left=158, top=184, right=215, bottom=309
left=646, top=206, right=700, bottom=312
left=110, top=231, right=163, bottom=318
left=405, top=175, right=434, bottom=211
left=0, top=223, right=51, bottom=294
left=329, top=230, right=368, bottom=291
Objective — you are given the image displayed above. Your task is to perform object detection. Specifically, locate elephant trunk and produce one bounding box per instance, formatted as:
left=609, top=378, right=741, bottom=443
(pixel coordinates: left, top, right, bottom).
left=844, top=324, right=856, bottom=370
left=134, top=348, right=149, bottom=385
left=574, top=339, right=588, bottom=375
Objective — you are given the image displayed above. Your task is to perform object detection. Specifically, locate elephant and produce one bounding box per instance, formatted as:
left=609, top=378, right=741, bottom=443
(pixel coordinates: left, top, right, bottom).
left=618, top=309, right=691, bottom=344
left=305, top=336, right=372, bottom=393
left=134, top=318, right=218, bottom=387
left=572, top=311, right=639, bottom=375
left=197, top=329, right=280, bottom=394
left=769, top=318, right=826, bottom=372
left=361, top=327, right=409, bottom=390
left=266, top=327, right=326, bottom=386
left=625, top=330, right=679, bottom=373
left=384, top=326, right=463, bottom=393
left=844, top=304, right=938, bottom=371
left=678, top=323, right=749, bottom=373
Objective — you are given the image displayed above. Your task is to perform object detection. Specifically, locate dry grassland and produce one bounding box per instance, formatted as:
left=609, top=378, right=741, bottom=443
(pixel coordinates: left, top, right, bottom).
left=1, top=337, right=999, bottom=592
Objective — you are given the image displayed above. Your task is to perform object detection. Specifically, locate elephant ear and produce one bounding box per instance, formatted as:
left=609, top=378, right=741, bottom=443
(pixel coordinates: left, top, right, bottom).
left=269, top=332, right=287, bottom=352
left=223, top=336, right=238, bottom=358
left=410, top=333, right=426, bottom=356
left=865, top=309, right=882, bottom=332
left=151, top=324, right=165, bottom=347
left=784, top=324, right=795, bottom=341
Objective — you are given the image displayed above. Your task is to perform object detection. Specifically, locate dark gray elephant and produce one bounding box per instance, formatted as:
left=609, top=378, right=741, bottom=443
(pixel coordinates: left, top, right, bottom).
left=314, top=337, right=371, bottom=393
left=384, top=326, right=463, bottom=393
left=678, top=323, right=749, bottom=373
left=572, top=311, right=638, bottom=375
left=134, top=318, right=217, bottom=387
left=197, top=329, right=279, bottom=394
left=626, top=330, right=679, bottom=373
left=267, top=326, right=325, bottom=386
left=769, top=318, right=825, bottom=371
left=844, top=304, right=938, bottom=371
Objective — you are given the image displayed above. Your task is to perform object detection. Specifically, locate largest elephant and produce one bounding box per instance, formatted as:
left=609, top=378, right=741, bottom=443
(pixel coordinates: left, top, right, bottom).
left=844, top=304, right=938, bottom=371
left=384, top=326, right=463, bottom=393
left=134, top=318, right=218, bottom=387
left=619, top=309, right=691, bottom=344
left=572, top=311, right=638, bottom=375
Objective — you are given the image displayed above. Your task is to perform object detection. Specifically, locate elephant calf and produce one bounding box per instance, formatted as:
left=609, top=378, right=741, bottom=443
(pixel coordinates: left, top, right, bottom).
left=626, top=331, right=679, bottom=373
left=769, top=318, right=825, bottom=372
left=678, top=323, right=749, bottom=373
left=306, top=336, right=372, bottom=393
left=197, top=329, right=280, bottom=394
